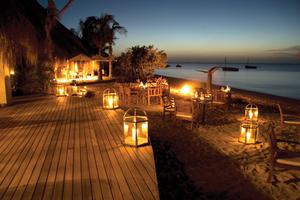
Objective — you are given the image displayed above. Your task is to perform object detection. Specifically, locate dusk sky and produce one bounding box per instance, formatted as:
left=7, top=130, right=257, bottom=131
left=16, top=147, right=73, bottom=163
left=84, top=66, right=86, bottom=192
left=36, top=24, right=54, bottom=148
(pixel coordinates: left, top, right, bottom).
left=39, top=0, right=300, bottom=63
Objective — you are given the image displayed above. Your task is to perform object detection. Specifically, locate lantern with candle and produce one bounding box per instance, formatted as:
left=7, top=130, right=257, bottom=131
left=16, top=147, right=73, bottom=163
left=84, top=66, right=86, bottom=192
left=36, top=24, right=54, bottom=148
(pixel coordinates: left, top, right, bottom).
left=103, top=88, right=119, bottom=109
left=239, top=104, right=259, bottom=144
left=78, top=86, right=87, bottom=97
left=244, top=104, right=258, bottom=122
left=56, top=84, right=68, bottom=97
left=123, top=108, right=149, bottom=147
left=239, top=122, right=259, bottom=144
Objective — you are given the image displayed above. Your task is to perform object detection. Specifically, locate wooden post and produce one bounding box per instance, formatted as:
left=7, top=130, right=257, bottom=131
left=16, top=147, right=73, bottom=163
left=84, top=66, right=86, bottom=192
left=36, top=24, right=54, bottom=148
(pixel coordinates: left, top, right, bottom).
left=108, top=59, right=112, bottom=79
left=0, top=56, right=12, bottom=106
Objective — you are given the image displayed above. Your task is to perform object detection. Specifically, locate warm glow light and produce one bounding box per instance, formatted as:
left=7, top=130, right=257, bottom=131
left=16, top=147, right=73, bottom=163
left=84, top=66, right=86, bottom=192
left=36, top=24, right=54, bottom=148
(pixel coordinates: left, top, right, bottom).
left=59, top=88, right=64, bottom=95
left=103, top=88, right=119, bottom=109
left=200, top=92, right=205, bottom=100
left=142, top=122, right=148, bottom=133
left=249, top=110, right=253, bottom=119
left=56, top=76, right=98, bottom=84
left=124, top=124, right=128, bottom=135
left=108, top=97, right=114, bottom=108
left=245, top=104, right=258, bottom=122
left=10, top=71, right=15, bottom=75
left=180, top=84, right=192, bottom=95
left=246, top=131, right=251, bottom=142
left=132, top=126, right=137, bottom=141
left=139, top=82, right=147, bottom=88
left=254, top=110, right=258, bottom=118
left=221, top=85, right=231, bottom=93
left=241, top=127, right=245, bottom=134
left=123, top=108, right=148, bottom=147
left=56, top=85, right=68, bottom=97
left=239, top=123, right=258, bottom=144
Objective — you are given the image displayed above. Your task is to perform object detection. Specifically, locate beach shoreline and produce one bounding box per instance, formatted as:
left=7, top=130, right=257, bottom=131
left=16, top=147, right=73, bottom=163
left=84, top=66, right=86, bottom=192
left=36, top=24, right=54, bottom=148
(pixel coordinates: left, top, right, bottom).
left=155, top=75, right=300, bottom=113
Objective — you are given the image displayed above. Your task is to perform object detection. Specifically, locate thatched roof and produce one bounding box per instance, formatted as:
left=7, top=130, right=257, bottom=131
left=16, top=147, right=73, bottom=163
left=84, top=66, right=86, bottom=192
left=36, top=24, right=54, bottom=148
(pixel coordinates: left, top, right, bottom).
left=91, top=55, right=115, bottom=61
left=0, top=0, right=88, bottom=60
left=69, top=54, right=92, bottom=62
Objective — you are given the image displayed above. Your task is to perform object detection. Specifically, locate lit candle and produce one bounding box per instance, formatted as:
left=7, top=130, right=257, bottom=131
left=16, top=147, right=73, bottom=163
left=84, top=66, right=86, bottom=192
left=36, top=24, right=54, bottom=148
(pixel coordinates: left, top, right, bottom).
left=241, top=127, right=245, bottom=134
left=246, top=131, right=251, bottom=142
left=132, top=127, right=138, bottom=141
left=142, top=122, right=148, bottom=134
left=108, top=97, right=114, bottom=108
left=59, top=88, right=64, bottom=95
left=254, top=110, right=258, bottom=118
left=124, top=124, right=128, bottom=135
left=249, top=111, right=253, bottom=119
left=200, top=92, right=205, bottom=100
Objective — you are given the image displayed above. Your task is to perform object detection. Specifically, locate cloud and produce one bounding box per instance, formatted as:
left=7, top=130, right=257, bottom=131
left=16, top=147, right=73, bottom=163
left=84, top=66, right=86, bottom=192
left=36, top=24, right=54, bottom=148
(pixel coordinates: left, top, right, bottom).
left=267, top=45, right=300, bottom=58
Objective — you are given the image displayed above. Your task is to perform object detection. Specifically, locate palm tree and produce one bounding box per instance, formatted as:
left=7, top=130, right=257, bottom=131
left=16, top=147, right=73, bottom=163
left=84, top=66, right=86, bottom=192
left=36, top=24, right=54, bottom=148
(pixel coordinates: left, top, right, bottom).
left=45, top=0, right=74, bottom=60
left=106, top=18, right=127, bottom=78
left=43, top=0, right=73, bottom=89
left=79, top=14, right=126, bottom=79
left=79, top=16, right=98, bottom=54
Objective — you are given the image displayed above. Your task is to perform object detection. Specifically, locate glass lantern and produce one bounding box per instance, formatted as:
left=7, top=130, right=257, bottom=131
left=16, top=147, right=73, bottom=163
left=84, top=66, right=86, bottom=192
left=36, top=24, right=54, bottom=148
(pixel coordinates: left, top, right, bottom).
left=78, top=86, right=87, bottom=97
left=103, top=88, right=119, bottom=109
left=56, top=84, right=68, bottom=97
left=239, top=122, right=259, bottom=144
left=71, top=85, right=79, bottom=95
left=123, top=108, right=149, bottom=147
left=71, top=85, right=87, bottom=97
left=245, top=104, right=258, bottom=122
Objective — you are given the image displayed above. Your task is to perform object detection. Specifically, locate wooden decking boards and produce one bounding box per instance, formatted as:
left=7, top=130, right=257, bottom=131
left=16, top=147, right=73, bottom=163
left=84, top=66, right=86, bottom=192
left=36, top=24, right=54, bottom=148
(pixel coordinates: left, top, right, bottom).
left=0, top=95, right=159, bottom=200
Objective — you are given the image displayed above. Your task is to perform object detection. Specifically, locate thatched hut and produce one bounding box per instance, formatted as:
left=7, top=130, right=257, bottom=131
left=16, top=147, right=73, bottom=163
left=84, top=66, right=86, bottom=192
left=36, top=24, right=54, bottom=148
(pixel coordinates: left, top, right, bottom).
left=0, top=0, right=87, bottom=105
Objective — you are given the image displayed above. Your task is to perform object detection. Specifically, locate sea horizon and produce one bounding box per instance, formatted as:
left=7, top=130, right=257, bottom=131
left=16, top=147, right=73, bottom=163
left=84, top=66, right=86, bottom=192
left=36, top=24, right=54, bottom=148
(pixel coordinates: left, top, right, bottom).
left=155, top=62, right=300, bottom=100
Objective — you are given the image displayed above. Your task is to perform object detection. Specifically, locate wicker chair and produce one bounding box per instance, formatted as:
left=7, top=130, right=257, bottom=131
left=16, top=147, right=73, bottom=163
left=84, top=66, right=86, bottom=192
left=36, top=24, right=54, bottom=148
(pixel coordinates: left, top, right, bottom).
left=162, top=96, right=176, bottom=118
left=277, top=104, right=300, bottom=133
left=266, top=122, right=300, bottom=182
left=147, top=87, right=162, bottom=105
left=174, top=97, right=195, bottom=129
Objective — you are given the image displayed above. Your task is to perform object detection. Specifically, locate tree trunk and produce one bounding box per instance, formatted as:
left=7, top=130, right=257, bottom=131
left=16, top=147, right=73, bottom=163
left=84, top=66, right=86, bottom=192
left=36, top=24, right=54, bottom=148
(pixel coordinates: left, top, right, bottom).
left=0, top=60, right=12, bottom=106
left=98, top=48, right=103, bottom=80
left=108, top=43, right=113, bottom=79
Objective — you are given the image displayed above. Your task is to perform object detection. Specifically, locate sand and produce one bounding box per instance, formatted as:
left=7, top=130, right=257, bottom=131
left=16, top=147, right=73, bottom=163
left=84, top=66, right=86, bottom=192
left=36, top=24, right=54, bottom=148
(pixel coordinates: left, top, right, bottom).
left=88, top=82, right=300, bottom=199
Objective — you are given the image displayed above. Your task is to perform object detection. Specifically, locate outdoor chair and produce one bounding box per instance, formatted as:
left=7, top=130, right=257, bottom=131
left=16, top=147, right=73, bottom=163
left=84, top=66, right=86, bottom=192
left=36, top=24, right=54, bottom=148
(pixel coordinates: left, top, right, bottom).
left=266, top=122, right=300, bottom=182
left=162, top=96, right=176, bottom=118
left=211, top=90, right=230, bottom=110
left=118, top=84, right=126, bottom=105
left=277, top=104, right=300, bottom=133
left=174, top=97, right=195, bottom=129
left=147, top=87, right=162, bottom=106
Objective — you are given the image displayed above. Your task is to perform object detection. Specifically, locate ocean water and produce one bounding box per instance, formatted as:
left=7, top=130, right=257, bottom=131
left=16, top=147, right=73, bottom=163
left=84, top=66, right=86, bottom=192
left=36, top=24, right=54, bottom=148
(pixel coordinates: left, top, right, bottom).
left=155, top=63, right=300, bottom=100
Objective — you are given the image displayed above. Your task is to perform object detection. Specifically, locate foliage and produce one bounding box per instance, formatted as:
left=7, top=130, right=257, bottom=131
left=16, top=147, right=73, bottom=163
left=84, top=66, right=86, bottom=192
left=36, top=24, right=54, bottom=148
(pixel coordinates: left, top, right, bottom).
left=79, top=14, right=127, bottom=56
left=115, top=45, right=168, bottom=82
left=79, top=14, right=126, bottom=80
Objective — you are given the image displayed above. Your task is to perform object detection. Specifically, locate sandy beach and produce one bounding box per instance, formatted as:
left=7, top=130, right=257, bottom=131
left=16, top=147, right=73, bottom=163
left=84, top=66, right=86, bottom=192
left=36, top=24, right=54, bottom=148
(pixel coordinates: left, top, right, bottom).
left=103, top=77, right=300, bottom=200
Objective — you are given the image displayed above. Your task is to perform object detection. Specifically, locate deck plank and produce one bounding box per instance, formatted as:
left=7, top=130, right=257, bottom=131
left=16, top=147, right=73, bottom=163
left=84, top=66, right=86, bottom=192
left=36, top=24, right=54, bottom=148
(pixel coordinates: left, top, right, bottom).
left=0, top=95, right=160, bottom=200
left=0, top=102, right=48, bottom=197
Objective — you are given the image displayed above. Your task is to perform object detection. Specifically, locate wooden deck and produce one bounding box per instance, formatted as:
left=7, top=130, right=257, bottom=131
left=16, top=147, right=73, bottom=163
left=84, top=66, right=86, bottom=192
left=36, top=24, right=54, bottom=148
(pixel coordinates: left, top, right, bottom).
left=0, top=95, right=159, bottom=199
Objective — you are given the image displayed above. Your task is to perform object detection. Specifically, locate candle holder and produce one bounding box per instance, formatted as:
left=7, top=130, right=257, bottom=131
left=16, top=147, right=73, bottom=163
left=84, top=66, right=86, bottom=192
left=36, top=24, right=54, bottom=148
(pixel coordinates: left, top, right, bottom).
left=123, top=108, right=149, bottom=147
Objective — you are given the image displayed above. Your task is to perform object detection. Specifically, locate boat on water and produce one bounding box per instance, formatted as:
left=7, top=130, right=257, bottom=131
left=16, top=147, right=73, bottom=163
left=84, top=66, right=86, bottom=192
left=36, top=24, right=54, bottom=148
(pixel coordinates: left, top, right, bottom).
left=222, top=56, right=239, bottom=71
left=245, top=65, right=257, bottom=69
left=222, top=67, right=239, bottom=71
left=245, top=58, right=258, bottom=69
left=176, top=64, right=182, bottom=68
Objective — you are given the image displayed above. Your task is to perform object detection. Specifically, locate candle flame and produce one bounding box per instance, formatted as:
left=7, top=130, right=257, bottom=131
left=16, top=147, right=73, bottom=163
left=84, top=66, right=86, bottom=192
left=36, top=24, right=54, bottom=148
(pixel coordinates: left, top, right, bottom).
left=246, top=131, right=251, bottom=142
